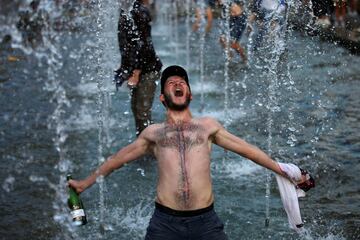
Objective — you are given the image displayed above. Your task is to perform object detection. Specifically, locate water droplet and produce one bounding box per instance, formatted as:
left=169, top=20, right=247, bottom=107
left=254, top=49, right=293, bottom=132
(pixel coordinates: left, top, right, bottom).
left=137, top=168, right=145, bottom=177
left=2, top=176, right=15, bottom=192
left=288, top=127, right=296, bottom=132
left=58, top=159, right=71, bottom=173
left=96, top=175, right=104, bottom=183
left=29, top=175, right=47, bottom=182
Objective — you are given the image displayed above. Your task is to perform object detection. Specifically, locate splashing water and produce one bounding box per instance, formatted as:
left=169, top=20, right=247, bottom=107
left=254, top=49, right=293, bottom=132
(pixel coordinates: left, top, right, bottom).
left=222, top=0, right=231, bottom=128
left=198, top=0, right=207, bottom=112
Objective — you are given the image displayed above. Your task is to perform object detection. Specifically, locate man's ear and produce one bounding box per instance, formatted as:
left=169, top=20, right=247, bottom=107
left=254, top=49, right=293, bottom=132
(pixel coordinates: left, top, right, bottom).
left=159, top=94, right=166, bottom=107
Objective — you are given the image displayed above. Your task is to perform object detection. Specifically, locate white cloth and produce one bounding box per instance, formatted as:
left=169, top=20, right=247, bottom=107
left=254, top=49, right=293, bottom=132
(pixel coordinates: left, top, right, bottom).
left=275, top=163, right=306, bottom=232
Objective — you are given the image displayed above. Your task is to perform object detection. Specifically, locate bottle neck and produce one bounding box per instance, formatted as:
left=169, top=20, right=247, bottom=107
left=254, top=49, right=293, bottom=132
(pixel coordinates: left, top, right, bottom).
left=66, top=174, right=72, bottom=181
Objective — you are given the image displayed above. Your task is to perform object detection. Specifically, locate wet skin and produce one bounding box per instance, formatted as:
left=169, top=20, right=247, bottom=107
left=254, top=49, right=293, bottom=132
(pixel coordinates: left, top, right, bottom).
left=68, top=75, right=288, bottom=211
left=153, top=119, right=213, bottom=209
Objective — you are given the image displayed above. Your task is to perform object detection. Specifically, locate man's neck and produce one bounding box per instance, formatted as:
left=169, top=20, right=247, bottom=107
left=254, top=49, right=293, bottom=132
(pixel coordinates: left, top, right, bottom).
left=165, top=108, right=192, bottom=125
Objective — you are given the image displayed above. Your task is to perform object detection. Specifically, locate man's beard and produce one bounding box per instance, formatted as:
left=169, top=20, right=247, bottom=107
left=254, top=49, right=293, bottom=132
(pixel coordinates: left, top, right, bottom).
left=164, top=92, right=191, bottom=111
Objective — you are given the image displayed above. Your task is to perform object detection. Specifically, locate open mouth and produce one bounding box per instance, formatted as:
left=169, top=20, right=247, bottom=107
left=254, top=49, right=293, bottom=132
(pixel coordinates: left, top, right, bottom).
left=175, top=89, right=183, bottom=97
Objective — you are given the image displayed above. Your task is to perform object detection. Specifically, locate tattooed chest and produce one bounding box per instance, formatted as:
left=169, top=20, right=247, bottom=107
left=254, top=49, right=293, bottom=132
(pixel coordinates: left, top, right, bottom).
left=156, top=122, right=207, bottom=208
left=156, top=123, right=206, bottom=152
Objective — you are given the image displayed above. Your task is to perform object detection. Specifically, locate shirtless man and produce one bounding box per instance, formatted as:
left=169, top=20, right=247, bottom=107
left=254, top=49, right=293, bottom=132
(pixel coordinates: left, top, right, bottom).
left=69, top=65, right=312, bottom=239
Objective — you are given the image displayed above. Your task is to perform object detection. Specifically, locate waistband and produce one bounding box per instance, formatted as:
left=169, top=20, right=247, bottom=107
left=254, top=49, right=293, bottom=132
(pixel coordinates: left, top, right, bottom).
left=155, top=202, right=214, bottom=217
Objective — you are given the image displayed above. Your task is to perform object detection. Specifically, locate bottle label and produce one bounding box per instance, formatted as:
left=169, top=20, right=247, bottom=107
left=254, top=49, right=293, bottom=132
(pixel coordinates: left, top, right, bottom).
left=71, top=209, right=85, bottom=218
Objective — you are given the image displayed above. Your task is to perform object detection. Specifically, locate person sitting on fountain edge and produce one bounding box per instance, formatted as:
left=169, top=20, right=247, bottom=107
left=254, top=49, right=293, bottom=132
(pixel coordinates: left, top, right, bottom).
left=69, top=65, right=315, bottom=240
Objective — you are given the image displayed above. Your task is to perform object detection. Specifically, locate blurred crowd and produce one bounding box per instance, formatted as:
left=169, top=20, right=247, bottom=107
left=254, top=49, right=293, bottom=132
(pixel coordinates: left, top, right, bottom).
left=190, top=0, right=360, bottom=30
left=188, top=0, right=360, bottom=59
left=311, top=0, right=359, bottom=28
left=6, top=0, right=360, bottom=50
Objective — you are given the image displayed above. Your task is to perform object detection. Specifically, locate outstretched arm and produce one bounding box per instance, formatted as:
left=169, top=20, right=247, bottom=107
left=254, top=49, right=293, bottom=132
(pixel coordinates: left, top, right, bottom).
left=68, top=135, right=150, bottom=193
left=211, top=120, right=284, bottom=177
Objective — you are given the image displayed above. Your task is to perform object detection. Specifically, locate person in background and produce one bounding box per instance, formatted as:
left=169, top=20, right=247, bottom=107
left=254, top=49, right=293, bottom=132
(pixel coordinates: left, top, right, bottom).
left=311, top=0, right=333, bottom=28
left=334, top=0, right=347, bottom=27
left=193, top=0, right=219, bottom=33
left=69, top=65, right=314, bottom=240
left=16, top=0, right=46, bottom=48
left=348, top=0, right=358, bottom=16
left=114, top=7, right=139, bottom=89
left=218, top=0, right=248, bottom=62
left=248, top=0, right=288, bottom=51
left=1, top=35, right=12, bottom=51
left=114, top=0, right=162, bottom=136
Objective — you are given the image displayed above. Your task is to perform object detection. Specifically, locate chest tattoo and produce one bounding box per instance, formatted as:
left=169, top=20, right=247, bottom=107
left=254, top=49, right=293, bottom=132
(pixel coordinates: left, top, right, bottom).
left=156, top=122, right=206, bottom=207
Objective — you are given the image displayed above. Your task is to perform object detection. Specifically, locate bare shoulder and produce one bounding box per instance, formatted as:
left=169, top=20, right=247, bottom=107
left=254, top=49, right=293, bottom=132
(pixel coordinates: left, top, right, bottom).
left=139, top=123, right=164, bottom=142
left=195, top=116, right=221, bottom=125
left=193, top=117, right=224, bottom=133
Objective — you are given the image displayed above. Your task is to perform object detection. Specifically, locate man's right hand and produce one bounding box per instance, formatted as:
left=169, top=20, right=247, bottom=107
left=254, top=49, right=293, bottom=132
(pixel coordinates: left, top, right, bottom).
left=127, top=69, right=141, bottom=88
left=296, top=169, right=315, bottom=192
left=68, top=179, right=87, bottom=194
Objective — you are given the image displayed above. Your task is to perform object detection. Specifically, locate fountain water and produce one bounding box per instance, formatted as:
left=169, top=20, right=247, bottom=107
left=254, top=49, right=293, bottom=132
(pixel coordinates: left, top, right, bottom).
left=237, top=0, right=289, bottom=227
left=222, top=0, right=232, bottom=127
left=17, top=1, right=81, bottom=238
left=253, top=0, right=290, bottom=227
left=94, top=0, right=107, bottom=237
left=185, top=0, right=191, bottom=68
left=196, top=0, right=207, bottom=112
left=173, top=0, right=179, bottom=62
left=93, top=0, right=121, bottom=236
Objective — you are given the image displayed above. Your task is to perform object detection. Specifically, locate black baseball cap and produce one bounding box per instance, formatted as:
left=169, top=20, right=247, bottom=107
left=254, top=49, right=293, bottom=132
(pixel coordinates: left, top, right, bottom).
left=160, top=65, right=191, bottom=94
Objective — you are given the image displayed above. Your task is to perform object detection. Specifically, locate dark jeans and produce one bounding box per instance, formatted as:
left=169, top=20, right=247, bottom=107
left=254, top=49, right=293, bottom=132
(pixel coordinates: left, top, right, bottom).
left=130, top=71, right=159, bottom=136
left=145, top=203, right=228, bottom=240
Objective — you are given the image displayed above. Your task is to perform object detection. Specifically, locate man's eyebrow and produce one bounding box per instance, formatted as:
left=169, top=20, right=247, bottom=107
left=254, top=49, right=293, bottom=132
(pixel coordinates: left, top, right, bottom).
left=167, top=78, right=185, bottom=83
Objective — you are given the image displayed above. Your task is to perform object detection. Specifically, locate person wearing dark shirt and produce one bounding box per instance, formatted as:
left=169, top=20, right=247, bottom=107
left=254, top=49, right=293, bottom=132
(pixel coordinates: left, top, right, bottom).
left=115, top=0, right=162, bottom=136
left=115, top=9, right=139, bottom=88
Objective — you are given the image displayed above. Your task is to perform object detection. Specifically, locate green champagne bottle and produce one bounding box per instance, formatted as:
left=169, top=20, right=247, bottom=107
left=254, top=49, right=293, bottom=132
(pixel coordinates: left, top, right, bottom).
left=67, top=174, right=87, bottom=226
